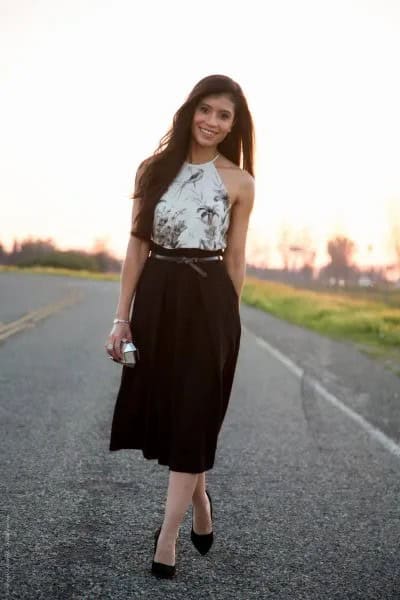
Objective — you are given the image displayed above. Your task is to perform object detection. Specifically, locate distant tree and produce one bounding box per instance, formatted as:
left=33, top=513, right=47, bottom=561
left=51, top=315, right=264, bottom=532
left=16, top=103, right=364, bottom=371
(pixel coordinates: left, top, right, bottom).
left=5, top=235, right=122, bottom=272
left=326, top=235, right=356, bottom=283
left=91, top=237, right=121, bottom=272
left=11, top=239, right=20, bottom=256
left=285, top=227, right=317, bottom=278
left=273, top=225, right=318, bottom=285
left=277, top=224, right=294, bottom=271
left=13, top=237, right=56, bottom=265
left=299, top=263, right=315, bottom=281
left=0, top=242, right=7, bottom=264
left=299, top=229, right=317, bottom=269
left=297, top=229, right=317, bottom=281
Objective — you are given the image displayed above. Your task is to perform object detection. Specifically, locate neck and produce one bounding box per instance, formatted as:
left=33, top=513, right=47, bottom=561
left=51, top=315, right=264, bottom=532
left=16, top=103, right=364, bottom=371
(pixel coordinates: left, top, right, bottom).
left=186, top=143, right=219, bottom=164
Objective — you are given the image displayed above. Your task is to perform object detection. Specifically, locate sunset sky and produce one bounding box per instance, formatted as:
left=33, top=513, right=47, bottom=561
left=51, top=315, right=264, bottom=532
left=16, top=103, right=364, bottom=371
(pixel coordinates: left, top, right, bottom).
left=1, top=0, right=400, bottom=269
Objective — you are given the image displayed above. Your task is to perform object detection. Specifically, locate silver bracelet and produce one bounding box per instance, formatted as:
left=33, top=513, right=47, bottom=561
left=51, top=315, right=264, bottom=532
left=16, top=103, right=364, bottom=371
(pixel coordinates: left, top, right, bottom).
left=113, top=318, right=130, bottom=324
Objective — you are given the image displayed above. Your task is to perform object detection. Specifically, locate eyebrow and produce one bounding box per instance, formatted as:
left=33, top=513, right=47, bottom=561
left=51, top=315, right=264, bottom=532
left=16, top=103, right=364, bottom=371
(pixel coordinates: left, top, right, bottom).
left=200, top=102, right=233, bottom=117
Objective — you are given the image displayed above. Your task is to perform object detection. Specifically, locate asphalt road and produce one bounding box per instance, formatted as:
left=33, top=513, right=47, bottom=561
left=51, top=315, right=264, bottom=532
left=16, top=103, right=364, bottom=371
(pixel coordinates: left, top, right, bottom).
left=1, top=272, right=399, bottom=600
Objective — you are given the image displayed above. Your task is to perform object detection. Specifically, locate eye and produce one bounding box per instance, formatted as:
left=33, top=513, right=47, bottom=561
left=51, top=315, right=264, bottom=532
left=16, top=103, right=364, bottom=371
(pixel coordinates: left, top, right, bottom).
left=199, top=105, right=208, bottom=113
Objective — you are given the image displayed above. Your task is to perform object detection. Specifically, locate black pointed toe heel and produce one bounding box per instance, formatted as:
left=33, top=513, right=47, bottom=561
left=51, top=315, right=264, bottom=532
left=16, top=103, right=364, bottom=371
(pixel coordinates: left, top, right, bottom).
left=151, top=527, right=176, bottom=579
left=191, top=489, right=214, bottom=555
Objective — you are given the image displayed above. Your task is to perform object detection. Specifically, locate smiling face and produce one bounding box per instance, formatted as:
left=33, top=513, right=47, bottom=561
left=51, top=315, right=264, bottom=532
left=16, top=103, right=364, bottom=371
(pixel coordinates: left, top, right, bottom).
left=191, top=94, right=236, bottom=148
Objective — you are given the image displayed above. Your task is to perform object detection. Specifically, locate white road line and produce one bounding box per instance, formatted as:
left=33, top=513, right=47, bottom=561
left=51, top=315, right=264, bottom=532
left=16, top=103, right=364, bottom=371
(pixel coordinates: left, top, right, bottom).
left=243, top=324, right=400, bottom=459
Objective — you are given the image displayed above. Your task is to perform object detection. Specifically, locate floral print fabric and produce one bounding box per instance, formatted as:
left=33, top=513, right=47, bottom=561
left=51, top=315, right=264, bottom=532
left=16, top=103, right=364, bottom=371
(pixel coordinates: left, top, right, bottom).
left=151, top=161, right=231, bottom=250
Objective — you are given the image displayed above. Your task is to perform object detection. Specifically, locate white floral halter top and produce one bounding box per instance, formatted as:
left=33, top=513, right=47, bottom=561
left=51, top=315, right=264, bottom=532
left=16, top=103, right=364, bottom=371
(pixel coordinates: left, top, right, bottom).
left=151, top=154, right=231, bottom=250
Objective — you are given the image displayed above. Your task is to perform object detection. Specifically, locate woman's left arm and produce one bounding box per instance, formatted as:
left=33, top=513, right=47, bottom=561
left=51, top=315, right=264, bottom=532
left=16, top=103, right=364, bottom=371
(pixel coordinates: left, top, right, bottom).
left=223, top=172, right=255, bottom=304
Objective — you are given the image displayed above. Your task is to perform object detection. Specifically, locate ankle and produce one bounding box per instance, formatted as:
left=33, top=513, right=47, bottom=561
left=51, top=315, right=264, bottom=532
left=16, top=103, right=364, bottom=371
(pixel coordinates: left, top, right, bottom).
left=159, top=525, right=179, bottom=544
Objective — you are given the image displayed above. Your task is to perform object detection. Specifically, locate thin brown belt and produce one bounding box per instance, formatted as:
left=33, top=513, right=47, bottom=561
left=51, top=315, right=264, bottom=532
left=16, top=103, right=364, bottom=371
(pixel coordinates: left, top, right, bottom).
left=150, top=252, right=223, bottom=278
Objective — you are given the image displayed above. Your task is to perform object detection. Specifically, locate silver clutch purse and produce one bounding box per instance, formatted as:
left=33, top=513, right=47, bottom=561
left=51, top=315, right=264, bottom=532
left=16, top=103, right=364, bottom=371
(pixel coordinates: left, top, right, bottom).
left=109, top=341, right=140, bottom=367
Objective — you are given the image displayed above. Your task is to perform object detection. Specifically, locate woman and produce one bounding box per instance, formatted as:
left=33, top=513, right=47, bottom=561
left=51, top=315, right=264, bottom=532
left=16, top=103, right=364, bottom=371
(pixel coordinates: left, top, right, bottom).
left=105, top=74, right=255, bottom=578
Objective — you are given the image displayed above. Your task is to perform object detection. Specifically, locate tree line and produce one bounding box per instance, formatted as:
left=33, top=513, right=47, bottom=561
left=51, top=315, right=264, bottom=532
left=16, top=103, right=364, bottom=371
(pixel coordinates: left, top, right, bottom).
left=249, top=231, right=397, bottom=287
left=0, top=238, right=121, bottom=273
left=0, top=233, right=398, bottom=287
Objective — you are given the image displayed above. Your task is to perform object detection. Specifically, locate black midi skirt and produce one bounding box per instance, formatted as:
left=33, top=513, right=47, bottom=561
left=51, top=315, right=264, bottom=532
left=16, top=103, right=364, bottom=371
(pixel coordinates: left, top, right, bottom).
left=109, top=241, right=241, bottom=473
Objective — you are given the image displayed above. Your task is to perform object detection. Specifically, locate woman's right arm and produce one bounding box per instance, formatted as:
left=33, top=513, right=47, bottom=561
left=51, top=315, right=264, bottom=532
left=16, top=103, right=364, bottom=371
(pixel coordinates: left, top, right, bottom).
left=114, top=163, right=150, bottom=320
left=114, top=232, right=150, bottom=320
left=105, top=164, right=150, bottom=361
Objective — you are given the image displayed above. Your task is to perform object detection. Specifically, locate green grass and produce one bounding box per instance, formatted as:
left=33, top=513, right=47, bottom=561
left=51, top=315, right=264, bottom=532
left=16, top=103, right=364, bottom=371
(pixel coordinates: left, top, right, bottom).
left=242, top=276, right=400, bottom=375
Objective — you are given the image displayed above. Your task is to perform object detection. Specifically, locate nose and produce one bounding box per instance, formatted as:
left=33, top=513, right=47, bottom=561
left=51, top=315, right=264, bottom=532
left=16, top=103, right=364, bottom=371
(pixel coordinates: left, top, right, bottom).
left=206, top=112, right=218, bottom=129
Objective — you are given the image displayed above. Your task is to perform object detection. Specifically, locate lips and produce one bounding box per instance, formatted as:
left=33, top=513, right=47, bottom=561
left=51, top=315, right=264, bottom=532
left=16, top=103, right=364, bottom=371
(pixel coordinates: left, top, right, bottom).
left=199, top=127, right=217, bottom=138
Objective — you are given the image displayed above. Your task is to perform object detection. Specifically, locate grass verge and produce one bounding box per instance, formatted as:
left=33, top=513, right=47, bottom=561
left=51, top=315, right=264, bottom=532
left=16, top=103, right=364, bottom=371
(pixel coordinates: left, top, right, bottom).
left=242, top=276, right=400, bottom=376
left=0, top=265, right=120, bottom=281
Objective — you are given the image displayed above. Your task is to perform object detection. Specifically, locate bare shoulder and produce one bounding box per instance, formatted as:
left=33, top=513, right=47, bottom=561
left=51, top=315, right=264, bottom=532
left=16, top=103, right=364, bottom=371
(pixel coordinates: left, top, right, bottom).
left=217, top=154, right=241, bottom=174
left=238, top=168, right=255, bottom=192
left=218, top=154, right=254, bottom=208
left=237, top=169, right=255, bottom=220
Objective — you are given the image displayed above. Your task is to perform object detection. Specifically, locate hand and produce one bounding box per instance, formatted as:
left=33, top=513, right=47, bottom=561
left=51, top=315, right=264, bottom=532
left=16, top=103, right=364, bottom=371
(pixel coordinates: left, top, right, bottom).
left=104, top=322, right=133, bottom=362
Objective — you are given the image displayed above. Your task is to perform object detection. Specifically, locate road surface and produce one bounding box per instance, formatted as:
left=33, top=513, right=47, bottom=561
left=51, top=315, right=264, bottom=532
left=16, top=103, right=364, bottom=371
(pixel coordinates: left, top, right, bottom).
left=1, top=272, right=399, bottom=599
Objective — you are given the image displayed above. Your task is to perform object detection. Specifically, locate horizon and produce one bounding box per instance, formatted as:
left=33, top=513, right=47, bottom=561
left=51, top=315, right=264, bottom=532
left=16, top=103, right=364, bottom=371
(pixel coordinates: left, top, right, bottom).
left=3, top=232, right=398, bottom=280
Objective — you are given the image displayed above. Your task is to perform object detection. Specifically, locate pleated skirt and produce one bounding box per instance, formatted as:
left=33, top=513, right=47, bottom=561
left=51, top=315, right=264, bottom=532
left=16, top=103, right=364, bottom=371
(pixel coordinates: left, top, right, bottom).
left=109, top=240, right=241, bottom=473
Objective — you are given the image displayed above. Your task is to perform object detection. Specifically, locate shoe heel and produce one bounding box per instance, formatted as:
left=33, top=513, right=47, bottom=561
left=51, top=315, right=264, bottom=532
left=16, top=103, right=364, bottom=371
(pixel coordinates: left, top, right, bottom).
left=191, top=489, right=214, bottom=556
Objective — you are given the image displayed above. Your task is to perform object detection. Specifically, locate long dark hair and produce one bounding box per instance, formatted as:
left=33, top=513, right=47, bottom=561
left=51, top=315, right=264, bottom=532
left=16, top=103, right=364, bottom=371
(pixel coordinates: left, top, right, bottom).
left=130, top=74, right=255, bottom=240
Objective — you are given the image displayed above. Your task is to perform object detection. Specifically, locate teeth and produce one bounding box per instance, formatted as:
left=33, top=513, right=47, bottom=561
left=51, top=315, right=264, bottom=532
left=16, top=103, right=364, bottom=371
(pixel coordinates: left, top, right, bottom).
left=200, top=127, right=216, bottom=136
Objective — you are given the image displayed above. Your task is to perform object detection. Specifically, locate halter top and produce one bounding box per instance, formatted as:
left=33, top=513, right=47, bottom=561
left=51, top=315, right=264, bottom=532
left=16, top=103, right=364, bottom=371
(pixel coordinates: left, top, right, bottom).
left=151, top=154, right=231, bottom=250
